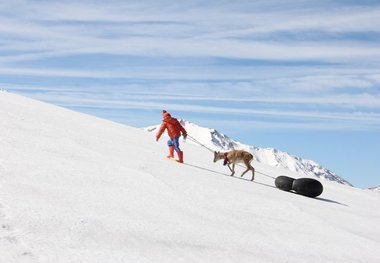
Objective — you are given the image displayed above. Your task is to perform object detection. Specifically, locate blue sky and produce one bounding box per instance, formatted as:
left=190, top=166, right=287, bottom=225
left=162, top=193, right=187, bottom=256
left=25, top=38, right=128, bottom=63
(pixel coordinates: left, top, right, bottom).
left=1, top=0, right=379, bottom=188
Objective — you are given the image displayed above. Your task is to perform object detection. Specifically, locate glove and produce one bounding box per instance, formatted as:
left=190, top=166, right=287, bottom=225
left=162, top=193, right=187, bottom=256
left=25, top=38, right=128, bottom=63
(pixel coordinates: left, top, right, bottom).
left=183, top=133, right=187, bottom=140
left=156, top=136, right=159, bottom=142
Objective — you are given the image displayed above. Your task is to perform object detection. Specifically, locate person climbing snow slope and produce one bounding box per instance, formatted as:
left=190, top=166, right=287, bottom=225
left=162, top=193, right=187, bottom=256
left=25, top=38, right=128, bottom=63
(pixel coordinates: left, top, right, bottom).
left=156, top=110, right=187, bottom=163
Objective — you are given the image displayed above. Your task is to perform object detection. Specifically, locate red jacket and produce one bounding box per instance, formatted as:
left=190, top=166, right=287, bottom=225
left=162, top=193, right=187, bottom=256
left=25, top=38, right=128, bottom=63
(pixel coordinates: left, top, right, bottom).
left=156, top=112, right=187, bottom=140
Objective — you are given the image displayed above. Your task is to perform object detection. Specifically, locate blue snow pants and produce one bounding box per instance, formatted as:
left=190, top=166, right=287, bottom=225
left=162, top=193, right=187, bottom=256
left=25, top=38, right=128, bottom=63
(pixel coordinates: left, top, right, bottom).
left=167, top=136, right=181, bottom=152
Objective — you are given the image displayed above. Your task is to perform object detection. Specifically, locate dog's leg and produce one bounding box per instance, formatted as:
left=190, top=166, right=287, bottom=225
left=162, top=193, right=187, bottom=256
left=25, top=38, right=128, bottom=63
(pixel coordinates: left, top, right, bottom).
left=241, top=167, right=249, bottom=177
left=251, top=166, right=255, bottom=181
left=228, top=163, right=235, bottom=176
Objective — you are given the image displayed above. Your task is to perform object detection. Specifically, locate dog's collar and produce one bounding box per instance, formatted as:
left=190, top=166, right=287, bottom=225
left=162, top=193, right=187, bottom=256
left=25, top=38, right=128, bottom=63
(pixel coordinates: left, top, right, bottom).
left=223, top=153, right=229, bottom=165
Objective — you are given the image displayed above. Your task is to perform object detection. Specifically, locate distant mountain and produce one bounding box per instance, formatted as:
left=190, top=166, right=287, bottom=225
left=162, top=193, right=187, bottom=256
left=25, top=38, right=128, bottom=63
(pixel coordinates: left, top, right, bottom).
left=145, top=119, right=353, bottom=186
left=368, top=186, right=380, bottom=193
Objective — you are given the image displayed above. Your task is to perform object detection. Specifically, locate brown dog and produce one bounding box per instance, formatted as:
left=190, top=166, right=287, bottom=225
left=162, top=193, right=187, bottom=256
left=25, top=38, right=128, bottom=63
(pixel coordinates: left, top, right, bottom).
left=213, top=150, right=255, bottom=181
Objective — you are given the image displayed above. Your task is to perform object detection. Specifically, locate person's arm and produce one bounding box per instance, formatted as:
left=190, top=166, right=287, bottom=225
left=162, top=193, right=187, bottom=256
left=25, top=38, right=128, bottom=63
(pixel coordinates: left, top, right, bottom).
left=180, top=125, right=187, bottom=139
left=156, top=122, right=167, bottom=141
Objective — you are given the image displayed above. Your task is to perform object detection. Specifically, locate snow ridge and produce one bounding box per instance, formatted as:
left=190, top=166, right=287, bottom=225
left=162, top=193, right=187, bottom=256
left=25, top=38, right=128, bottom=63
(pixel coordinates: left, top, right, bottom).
left=368, top=186, right=380, bottom=193
left=145, top=119, right=352, bottom=186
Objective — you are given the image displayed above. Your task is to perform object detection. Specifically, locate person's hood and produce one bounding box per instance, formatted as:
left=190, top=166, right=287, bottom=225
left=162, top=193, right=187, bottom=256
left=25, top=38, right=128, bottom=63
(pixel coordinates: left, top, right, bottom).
left=162, top=110, right=171, bottom=121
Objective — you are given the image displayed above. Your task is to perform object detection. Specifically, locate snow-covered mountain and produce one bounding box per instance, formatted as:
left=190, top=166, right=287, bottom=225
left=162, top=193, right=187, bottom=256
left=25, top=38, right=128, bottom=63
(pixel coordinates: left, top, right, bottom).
left=145, top=120, right=352, bottom=186
left=2, top=91, right=380, bottom=263
left=368, top=186, right=380, bottom=193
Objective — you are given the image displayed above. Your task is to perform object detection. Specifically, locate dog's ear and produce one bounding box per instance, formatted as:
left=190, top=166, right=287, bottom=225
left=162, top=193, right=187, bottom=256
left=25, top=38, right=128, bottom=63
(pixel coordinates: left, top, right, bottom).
left=213, top=151, right=218, bottom=162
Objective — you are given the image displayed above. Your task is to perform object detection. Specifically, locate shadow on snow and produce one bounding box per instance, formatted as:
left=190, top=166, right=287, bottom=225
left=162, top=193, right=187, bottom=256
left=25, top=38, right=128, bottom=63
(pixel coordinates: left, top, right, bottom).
left=183, top=162, right=347, bottom=206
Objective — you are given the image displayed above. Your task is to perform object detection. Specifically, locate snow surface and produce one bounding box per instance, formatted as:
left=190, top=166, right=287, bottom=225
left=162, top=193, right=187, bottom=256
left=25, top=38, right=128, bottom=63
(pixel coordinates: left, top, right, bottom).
left=1, top=91, right=380, bottom=263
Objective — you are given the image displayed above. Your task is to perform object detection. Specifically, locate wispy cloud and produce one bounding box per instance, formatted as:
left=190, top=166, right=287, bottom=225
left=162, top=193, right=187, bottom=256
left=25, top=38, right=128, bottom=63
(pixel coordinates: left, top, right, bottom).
left=1, top=0, right=380, bottom=132
left=7, top=82, right=380, bottom=108
left=1, top=1, right=380, bottom=61
left=11, top=89, right=379, bottom=131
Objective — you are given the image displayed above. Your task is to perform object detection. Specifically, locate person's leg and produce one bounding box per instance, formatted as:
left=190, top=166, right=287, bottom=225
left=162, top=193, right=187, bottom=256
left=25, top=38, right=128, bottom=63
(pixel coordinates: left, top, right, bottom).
left=166, top=139, right=174, bottom=158
left=172, top=137, right=180, bottom=152
left=172, top=137, right=183, bottom=163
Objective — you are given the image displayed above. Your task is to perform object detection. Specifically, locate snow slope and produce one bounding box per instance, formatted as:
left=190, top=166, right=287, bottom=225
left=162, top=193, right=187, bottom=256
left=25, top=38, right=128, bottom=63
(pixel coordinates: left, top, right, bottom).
left=146, top=120, right=352, bottom=186
left=1, top=91, right=380, bottom=263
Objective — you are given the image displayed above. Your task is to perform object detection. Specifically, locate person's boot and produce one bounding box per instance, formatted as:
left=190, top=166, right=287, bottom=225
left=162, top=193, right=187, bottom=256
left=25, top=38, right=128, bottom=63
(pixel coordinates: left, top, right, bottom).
left=176, top=151, right=184, bottom=163
left=166, top=146, right=174, bottom=158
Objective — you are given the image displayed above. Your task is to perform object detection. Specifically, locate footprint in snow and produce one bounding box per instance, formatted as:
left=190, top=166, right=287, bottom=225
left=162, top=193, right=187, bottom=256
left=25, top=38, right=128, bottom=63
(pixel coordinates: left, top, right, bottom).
left=0, top=203, right=36, bottom=261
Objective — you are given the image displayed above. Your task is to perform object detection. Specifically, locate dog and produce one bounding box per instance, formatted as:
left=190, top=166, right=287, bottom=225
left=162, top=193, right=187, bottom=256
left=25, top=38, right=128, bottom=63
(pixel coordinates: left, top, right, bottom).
left=213, top=150, right=255, bottom=181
